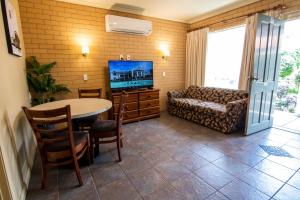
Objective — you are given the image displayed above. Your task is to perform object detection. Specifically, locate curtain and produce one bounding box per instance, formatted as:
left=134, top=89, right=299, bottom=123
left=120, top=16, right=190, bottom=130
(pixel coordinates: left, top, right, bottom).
left=185, top=28, right=209, bottom=88
left=238, top=14, right=258, bottom=91
left=265, top=8, right=282, bottom=19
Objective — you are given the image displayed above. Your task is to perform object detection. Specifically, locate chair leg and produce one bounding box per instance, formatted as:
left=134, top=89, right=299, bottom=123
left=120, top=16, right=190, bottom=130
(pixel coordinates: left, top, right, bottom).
left=87, top=135, right=93, bottom=164
left=120, top=129, right=123, bottom=148
left=86, top=145, right=92, bottom=165
left=89, top=142, right=94, bottom=164
left=94, top=142, right=99, bottom=156
left=41, top=161, right=47, bottom=189
left=120, top=138, right=123, bottom=148
left=72, top=156, right=83, bottom=186
left=117, top=139, right=122, bottom=162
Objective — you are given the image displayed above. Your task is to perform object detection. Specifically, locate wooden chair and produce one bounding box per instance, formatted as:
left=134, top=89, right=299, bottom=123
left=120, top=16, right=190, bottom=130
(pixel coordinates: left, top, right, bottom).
left=22, top=105, right=90, bottom=189
left=75, top=88, right=103, bottom=131
left=90, top=91, right=127, bottom=162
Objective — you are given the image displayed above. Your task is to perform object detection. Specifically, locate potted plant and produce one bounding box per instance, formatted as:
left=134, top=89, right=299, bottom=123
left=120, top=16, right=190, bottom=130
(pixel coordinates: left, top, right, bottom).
left=26, top=56, right=70, bottom=106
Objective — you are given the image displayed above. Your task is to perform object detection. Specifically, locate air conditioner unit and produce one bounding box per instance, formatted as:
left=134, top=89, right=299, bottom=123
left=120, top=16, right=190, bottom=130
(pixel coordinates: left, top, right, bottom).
left=105, top=15, right=152, bottom=36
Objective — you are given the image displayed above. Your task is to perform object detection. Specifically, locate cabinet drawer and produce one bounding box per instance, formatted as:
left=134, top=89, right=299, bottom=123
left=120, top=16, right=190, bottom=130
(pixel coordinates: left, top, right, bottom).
left=123, top=110, right=139, bottom=119
left=139, top=99, right=159, bottom=109
left=139, top=91, right=159, bottom=101
left=113, top=93, right=138, bottom=103
left=140, top=107, right=160, bottom=116
left=114, top=110, right=138, bottom=120
left=114, top=102, right=138, bottom=112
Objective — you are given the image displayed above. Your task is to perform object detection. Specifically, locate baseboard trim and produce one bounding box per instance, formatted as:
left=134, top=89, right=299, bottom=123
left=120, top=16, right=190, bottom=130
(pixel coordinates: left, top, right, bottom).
left=18, top=146, right=36, bottom=200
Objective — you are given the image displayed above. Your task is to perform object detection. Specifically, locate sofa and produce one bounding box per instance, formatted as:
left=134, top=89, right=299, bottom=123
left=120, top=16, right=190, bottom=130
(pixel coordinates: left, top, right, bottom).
left=167, top=86, right=248, bottom=133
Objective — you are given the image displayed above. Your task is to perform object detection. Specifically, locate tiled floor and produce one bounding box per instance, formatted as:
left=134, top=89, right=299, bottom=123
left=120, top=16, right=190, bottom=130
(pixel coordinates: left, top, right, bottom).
left=26, top=112, right=300, bottom=200
left=273, top=110, right=300, bottom=134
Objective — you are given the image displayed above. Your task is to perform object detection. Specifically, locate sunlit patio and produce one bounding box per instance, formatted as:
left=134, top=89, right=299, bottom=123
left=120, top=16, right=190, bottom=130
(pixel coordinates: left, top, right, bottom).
left=273, top=110, right=300, bottom=134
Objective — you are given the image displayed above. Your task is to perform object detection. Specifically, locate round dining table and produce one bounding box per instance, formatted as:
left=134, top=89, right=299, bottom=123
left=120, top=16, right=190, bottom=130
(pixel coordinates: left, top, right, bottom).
left=30, top=98, right=112, bottom=119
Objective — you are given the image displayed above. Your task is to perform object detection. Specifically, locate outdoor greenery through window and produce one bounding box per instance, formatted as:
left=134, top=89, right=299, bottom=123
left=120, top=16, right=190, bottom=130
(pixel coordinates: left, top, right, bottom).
left=205, top=26, right=246, bottom=89
left=276, top=19, right=300, bottom=114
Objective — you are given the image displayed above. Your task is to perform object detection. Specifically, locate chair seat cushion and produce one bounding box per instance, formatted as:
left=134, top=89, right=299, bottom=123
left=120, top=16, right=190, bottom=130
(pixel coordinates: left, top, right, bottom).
left=72, top=114, right=100, bottom=128
left=79, top=114, right=99, bottom=124
left=45, top=131, right=88, bottom=152
left=91, top=120, right=117, bottom=132
left=172, top=98, right=226, bottom=114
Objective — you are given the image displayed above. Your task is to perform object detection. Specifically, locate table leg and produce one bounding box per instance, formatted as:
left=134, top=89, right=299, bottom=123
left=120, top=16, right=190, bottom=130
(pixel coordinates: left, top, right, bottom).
left=72, top=119, right=80, bottom=131
left=94, top=143, right=99, bottom=156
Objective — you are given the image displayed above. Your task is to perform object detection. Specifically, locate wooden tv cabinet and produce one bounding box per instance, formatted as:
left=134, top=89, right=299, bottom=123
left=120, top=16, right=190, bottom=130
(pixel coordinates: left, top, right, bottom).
left=111, top=89, right=160, bottom=123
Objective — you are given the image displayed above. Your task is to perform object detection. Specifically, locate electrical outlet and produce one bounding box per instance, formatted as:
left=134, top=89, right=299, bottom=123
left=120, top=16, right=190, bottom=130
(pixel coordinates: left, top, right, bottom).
left=83, top=74, right=88, bottom=81
left=120, top=54, right=124, bottom=60
left=162, top=72, right=166, bottom=77
left=127, top=54, right=131, bottom=60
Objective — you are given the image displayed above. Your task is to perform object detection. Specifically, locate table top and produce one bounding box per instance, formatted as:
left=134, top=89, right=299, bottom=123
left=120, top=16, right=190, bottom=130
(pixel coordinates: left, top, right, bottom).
left=30, top=98, right=112, bottom=119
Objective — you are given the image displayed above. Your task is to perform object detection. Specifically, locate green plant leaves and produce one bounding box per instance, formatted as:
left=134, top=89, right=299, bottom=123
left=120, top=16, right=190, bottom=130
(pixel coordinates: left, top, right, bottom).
left=279, top=64, right=293, bottom=78
left=295, top=73, right=300, bottom=88
left=25, top=56, right=70, bottom=105
left=277, top=49, right=300, bottom=113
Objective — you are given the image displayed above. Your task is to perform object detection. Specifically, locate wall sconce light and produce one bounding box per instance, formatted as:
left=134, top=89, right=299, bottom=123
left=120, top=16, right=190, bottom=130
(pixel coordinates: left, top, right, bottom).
left=82, top=45, right=89, bottom=57
left=159, top=44, right=170, bottom=59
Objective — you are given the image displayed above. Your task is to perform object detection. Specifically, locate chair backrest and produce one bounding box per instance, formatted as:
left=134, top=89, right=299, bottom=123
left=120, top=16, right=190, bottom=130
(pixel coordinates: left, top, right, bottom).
left=116, top=91, right=127, bottom=130
left=78, top=88, right=102, bottom=98
left=22, top=105, right=75, bottom=150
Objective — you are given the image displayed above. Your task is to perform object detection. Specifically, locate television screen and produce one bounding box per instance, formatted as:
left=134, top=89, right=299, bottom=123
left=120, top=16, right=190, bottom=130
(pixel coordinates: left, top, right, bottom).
left=109, top=60, right=153, bottom=90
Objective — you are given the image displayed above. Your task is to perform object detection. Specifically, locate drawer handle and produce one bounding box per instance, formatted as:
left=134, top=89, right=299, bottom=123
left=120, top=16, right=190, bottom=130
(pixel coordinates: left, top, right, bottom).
left=147, top=103, right=151, bottom=106
left=147, top=95, right=151, bottom=98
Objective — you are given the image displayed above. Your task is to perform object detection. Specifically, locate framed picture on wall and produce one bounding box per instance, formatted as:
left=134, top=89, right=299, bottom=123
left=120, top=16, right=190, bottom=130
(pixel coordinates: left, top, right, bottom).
left=1, top=0, right=22, bottom=57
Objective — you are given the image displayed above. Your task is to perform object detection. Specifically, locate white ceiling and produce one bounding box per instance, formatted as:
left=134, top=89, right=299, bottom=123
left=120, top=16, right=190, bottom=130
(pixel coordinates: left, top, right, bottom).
left=58, top=0, right=260, bottom=23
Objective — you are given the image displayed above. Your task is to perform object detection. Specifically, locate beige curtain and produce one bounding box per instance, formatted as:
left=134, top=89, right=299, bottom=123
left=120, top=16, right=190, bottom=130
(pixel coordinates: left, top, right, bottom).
left=265, top=8, right=282, bottom=19
left=185, top=28, right=209, bottom=88
left=238, top=14, right=258, bottom=91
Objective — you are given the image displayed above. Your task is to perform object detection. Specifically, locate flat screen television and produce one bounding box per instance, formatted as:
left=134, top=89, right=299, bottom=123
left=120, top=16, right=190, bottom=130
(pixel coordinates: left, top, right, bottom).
left=108, top=60, right=153, bottom=90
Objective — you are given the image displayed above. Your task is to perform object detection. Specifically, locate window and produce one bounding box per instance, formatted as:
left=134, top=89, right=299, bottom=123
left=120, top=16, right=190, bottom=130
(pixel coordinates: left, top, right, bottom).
left=205, top=26, right=246, bottom=89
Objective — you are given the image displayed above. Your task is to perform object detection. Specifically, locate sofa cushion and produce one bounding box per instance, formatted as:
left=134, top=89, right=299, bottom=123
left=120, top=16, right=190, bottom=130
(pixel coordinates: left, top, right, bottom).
left=185, top=86, right=248, bottom=104
left=172, top=98, right=226, bottom=115
left=200, top=88, right=248, bottom=104
left=167, top=86, right=248, bottom=133
left=185, top=86, right=203, bottom=99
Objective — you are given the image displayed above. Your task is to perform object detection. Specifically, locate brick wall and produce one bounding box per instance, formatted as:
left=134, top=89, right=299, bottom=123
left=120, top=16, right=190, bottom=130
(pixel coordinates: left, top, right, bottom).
left=19, top=0, right=300, bottom=110
left=19, top=0, right=187, bottom=110
left=189, top=0, right=300, bottom=31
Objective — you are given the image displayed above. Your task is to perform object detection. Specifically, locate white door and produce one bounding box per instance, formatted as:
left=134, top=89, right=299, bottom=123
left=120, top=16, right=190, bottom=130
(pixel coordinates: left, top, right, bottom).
left=245, top=14, right=285, bottom=135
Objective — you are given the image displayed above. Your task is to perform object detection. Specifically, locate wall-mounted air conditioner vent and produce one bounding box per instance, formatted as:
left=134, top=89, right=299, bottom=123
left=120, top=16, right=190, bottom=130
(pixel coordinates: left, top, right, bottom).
left=105, top=15, right=152, bottom=36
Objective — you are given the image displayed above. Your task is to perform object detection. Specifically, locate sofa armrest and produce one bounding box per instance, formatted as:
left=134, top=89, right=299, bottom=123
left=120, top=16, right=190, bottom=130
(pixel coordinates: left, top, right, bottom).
left=167, top=89, right=188, bottom=100
left=226, top=99, right=248, bottom=112
left=225, top=98, right=248, bottom=132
